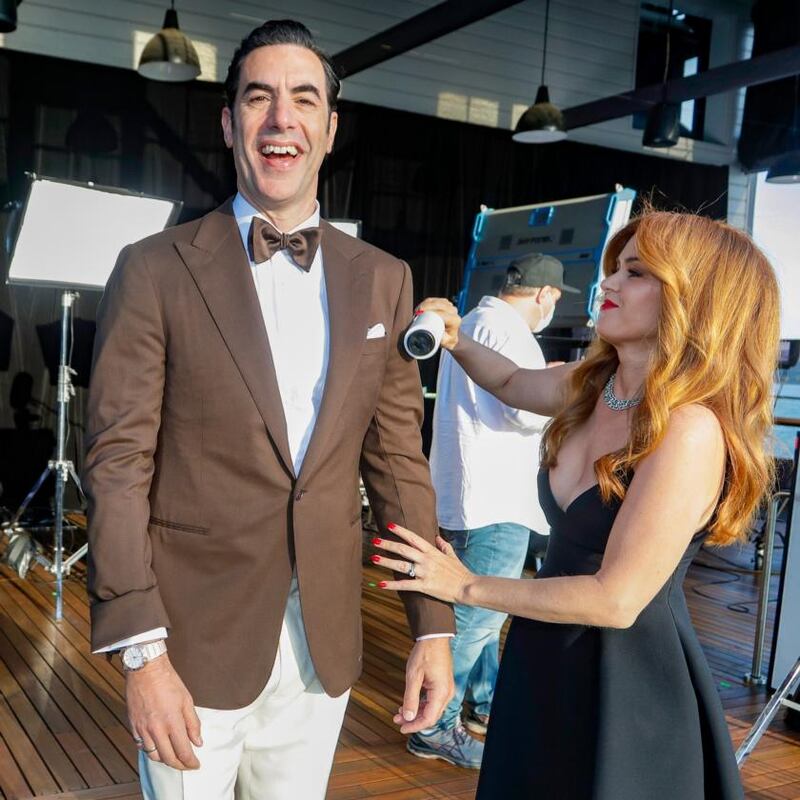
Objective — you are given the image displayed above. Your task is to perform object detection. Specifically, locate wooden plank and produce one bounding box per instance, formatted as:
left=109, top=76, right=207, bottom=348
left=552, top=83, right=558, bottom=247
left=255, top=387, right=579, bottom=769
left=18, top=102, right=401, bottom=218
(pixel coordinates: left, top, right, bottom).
left=2, top=575, right=127, bottom=698
left=0, top=628, right=113, bottom=787
left=0, top=729, right=31, bottom=800
left=0, top=655, right=86, bottom=791
left=0, top=693, right=59, bottom=795
left=0, top=585, right=138, bottom=781
left=34, top=782, right=142, bottom=800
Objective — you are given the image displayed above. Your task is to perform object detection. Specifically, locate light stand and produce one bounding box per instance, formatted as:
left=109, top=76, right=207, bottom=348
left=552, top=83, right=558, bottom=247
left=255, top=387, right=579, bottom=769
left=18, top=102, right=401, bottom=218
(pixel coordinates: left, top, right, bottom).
left=2, top=291, right=84, bottom=619
left=3, top=174, right=181, bottom=621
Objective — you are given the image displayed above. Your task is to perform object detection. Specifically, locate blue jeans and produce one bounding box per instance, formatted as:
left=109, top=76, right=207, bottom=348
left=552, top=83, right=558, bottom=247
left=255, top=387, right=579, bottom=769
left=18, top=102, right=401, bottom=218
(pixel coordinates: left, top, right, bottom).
left=432, top=522, right=531, bottom=732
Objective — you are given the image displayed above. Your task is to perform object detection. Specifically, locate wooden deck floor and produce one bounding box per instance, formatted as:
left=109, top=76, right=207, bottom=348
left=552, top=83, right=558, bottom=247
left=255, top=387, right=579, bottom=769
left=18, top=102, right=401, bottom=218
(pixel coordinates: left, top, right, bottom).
left=0, top=546, right=797, bottom=799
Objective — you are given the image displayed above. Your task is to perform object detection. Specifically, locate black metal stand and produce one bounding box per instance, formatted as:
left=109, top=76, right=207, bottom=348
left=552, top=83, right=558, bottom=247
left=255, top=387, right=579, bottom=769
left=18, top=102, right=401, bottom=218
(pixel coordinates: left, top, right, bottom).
left=737, top=656, right=800, bottom=766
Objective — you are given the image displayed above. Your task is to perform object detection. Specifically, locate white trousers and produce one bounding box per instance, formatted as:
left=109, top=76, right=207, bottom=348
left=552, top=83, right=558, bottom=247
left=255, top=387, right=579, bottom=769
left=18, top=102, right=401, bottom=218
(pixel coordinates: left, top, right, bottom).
left=140, top=577, right=350, bottom=800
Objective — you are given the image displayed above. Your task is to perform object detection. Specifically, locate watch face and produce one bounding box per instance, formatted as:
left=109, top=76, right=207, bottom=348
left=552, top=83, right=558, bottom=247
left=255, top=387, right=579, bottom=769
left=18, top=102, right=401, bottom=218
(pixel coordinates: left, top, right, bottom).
left=123, top=647, right=145, bottom=670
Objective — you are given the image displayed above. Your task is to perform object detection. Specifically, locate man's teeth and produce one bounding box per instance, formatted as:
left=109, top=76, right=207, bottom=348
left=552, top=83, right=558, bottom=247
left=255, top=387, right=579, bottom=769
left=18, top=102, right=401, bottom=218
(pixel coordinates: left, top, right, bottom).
left=261, top=145, right=298, bottom=156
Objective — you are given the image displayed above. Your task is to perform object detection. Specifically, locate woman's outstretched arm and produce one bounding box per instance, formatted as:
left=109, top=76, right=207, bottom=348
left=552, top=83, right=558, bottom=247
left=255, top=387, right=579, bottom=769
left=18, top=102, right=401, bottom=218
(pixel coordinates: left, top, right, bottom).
left=418, top=297, right=576, bottom=417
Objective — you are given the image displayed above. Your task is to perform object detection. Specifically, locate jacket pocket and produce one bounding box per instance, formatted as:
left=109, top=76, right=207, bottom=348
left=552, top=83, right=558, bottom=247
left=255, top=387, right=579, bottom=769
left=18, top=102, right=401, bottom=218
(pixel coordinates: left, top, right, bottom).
left=148, top=516, right=209, bottom=535
left=361, top=336, right=389, bottom=357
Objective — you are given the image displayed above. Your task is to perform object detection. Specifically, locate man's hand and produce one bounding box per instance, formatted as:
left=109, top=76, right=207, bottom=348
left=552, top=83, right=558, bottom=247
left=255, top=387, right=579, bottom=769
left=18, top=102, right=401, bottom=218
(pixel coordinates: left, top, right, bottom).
left=126, top=654, right=202, bottom=770
left=393, top=637, right=454, bottom=734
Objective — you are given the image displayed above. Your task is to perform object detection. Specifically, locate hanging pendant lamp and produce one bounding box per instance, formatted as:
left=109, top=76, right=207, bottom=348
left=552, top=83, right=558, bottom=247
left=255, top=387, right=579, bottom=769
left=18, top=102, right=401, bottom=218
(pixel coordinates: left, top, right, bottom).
left=0, top=0, right=23, bottom=34
left=643, top=0, right=681, bottom=148
left=138, top=1, right=200, bottom=83
left=513, top=0, right=567, bottom=143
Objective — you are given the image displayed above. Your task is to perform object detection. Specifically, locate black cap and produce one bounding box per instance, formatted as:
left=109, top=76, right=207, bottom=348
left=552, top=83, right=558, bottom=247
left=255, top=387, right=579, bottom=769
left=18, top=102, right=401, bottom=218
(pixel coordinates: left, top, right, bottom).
left=507, top=253, right=580, bottom=293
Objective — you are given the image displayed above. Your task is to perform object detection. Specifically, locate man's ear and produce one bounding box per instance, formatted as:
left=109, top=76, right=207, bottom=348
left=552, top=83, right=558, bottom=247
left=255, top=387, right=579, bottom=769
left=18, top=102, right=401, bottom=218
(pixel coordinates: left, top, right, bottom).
left=539, top=285, right=556, bottom=303
left=221, top=106, right=234, bottom=150
left=326, top=110, right=339, bottom=154
left=535, top=286, right=548, bottom=304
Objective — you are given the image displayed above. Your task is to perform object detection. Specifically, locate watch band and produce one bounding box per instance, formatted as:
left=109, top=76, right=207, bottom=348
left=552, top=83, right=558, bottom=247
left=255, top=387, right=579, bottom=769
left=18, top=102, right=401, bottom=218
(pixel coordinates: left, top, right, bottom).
left=121, top=640, right=167, bottom=671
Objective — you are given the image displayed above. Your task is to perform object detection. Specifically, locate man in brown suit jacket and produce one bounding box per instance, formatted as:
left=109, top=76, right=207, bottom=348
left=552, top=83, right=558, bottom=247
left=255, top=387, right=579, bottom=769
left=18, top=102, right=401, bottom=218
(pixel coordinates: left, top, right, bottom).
left=85, top=20, right=454, bottom=800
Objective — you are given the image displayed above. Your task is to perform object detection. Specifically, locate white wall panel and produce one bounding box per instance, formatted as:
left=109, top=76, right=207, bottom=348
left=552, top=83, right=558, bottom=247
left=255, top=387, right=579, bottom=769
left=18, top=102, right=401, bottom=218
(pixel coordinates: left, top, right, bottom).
left=726, top=166, right=752, bottom=230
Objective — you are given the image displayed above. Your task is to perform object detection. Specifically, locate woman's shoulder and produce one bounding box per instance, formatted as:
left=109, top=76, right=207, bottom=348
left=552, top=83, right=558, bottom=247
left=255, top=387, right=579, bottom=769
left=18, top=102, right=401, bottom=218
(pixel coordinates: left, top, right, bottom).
left=666, top=404, right=724, bottom=440
left=654, top=404, right=726, bottom=468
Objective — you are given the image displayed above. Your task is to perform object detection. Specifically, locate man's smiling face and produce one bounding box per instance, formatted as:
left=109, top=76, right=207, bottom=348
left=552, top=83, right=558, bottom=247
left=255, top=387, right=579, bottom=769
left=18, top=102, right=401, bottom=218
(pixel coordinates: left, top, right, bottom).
left=221, top=43, right=338, bottom=217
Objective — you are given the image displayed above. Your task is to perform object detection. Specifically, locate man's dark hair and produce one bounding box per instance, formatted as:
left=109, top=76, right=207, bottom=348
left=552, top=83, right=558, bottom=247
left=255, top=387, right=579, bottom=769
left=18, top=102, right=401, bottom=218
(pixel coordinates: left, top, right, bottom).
left=224, top=20, right=340, bottom=114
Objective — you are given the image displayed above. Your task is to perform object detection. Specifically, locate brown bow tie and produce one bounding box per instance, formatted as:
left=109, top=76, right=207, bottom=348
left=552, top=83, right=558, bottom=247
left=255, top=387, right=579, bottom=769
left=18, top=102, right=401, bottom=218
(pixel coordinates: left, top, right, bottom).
left=248, top=217, right=323, bottom=271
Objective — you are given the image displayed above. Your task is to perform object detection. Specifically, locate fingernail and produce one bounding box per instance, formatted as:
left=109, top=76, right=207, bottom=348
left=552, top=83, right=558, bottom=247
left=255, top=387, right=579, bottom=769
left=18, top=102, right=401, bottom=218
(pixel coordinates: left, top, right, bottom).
left=371, top=537, right=382, bottom=545
left=403, top=710, right=415, bottom=721
left=370, top=554, right=381, bottom=563
left=378, top=581, right=388, bottom=588
left=387, top=523, right=397, bottom=531
left=415, top=310, right=424, bottom=316
left=367, top=582, right=377, bottom=588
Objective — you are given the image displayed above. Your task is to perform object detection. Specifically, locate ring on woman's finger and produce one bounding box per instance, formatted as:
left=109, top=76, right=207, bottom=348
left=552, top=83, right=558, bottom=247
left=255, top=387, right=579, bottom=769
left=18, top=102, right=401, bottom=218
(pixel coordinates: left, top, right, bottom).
left=143, top=745, right=158, bottom=754
left=133, top=736, right=144, bottom=745
left=407, top=563, right=416, bottom=579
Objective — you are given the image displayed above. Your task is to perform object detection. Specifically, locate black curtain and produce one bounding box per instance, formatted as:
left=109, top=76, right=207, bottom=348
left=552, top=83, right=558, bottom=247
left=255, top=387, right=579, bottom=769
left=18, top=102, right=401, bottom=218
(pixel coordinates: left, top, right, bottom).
left=322, top=102, right=728, bottom=303
left=0, top=48, right=729, bottom=497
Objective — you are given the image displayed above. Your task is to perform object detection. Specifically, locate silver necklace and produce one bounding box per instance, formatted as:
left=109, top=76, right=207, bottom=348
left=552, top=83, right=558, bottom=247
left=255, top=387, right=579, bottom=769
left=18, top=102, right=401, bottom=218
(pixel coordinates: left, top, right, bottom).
left=603, top=372, right=641, bottom=411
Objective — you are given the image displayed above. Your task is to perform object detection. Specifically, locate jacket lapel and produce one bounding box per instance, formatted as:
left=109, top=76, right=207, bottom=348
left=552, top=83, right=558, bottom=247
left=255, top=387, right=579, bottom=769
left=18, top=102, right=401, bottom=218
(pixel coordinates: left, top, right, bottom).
left=175, top=201, right=295, bottom=478
left=298, top=222, right=373, bottom=482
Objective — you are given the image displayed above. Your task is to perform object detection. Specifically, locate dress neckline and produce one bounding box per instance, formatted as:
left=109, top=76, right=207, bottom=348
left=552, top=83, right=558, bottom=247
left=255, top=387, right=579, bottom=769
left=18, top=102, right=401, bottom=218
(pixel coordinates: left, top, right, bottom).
left=545, top=469, right=600, bottom=516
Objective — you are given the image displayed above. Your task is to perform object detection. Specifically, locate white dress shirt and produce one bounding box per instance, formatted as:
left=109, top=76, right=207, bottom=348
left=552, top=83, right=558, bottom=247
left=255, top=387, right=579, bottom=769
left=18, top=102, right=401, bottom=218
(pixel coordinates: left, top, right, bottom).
left=430, top=295, right=550, bottom=534
left=99, top=193, right=446, bottom=652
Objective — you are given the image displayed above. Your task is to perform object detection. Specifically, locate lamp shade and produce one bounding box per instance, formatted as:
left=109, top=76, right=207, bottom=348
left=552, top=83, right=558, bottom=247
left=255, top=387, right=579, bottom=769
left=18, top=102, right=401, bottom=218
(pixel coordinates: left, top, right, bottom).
left=766, top=151, right=800, bottom=184
left=0, top=0, right=22, bottom=33
left=512, top=85, right=567, bottom=144
left=643, top=101, right=681, bottom=148
left=138, top=7, right=200, bottom=82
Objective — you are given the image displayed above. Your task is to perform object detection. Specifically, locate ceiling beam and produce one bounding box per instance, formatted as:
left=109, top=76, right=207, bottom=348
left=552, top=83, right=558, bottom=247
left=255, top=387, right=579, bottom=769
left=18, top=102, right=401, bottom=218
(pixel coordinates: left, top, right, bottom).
left=563, top=44, right=800, bottom=131
left=333, top=0, right=526, bottom=78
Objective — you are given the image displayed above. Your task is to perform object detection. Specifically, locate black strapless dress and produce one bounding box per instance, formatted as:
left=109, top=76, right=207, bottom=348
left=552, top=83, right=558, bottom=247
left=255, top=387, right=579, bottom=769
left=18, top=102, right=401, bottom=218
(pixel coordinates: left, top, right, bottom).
left=476, top=470, right=744, bottom=800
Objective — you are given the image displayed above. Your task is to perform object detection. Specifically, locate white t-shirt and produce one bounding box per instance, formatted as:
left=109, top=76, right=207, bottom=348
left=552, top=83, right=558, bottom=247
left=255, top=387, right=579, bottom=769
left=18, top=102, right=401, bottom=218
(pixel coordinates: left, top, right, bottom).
left=430, top=295, right=549, bottom=533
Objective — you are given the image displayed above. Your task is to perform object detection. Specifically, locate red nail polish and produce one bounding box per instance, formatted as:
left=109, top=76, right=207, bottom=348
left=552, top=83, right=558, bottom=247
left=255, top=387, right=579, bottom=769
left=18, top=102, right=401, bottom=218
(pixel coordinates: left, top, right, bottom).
left=371, top=537, right=382, bottom=545
left=387, top=523, right=397, bottom=531
left=370, top=554, right=381, bottom=563
left=378, top=581, right=388, bottom=588
left=414, top=309, right=424, bottom=316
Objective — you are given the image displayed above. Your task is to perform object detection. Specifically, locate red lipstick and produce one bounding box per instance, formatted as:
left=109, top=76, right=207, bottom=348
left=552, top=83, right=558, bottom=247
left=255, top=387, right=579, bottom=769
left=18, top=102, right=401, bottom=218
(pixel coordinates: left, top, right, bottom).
left=600, top=299, right=618, bottom=311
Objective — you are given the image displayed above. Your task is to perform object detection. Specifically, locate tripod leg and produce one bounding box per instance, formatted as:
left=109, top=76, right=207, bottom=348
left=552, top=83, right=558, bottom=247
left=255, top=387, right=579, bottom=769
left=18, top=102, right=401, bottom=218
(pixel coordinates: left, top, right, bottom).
left=9, top=465, right=55, bottom=526
left=736, top=657, right=800, bottom=766
left=67, top=463, right=86, bottom=504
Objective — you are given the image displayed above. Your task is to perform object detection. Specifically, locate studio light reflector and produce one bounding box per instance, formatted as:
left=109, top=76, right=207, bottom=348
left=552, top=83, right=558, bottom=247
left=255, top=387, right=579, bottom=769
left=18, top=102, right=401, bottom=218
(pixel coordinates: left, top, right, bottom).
left=8, top=177, right=181, bottom=290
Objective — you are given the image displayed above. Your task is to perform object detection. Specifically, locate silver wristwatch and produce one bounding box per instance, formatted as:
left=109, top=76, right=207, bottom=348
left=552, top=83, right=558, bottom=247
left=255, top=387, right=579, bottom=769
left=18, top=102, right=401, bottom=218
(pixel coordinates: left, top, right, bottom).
left=120, top=640, right=167, bottom=672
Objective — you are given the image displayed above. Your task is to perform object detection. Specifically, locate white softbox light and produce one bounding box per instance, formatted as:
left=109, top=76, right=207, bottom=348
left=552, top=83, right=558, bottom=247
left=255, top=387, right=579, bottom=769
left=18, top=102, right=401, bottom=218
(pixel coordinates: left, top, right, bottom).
left=750, top=172, right=800, bottom=340
left=8, top=176, right=181, bottom=290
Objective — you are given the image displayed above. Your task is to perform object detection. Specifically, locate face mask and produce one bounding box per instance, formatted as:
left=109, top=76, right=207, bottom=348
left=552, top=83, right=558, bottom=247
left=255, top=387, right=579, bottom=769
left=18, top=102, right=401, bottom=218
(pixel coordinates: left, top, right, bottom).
left=534, top=295, right=555, bottom=333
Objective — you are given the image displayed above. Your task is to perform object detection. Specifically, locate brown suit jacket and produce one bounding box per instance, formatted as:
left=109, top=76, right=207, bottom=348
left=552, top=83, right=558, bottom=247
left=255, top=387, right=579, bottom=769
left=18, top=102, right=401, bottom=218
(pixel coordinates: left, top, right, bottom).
left=84, top=199, right=454, bottom=709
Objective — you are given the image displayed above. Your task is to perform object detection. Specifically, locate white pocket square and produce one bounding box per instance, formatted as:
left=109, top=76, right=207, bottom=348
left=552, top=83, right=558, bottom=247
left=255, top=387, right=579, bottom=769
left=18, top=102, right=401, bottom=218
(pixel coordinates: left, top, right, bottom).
left=366, top=323, right=386, bottom=340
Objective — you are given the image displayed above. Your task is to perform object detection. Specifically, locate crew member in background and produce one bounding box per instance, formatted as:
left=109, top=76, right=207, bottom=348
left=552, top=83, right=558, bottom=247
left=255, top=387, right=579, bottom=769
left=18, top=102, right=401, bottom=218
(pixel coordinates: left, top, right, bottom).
left=406, top=254, right=577, bottom=768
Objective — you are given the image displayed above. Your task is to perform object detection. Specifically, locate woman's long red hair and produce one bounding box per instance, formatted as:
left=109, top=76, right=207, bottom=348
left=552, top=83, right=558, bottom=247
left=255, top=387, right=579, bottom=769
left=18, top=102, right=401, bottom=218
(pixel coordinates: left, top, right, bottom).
left=541, top=211, right=780, bottom=545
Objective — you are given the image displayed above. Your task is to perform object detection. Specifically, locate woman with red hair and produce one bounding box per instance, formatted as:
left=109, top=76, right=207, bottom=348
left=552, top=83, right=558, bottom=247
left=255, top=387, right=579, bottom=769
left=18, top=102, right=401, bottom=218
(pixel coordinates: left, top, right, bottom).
left=373, top=211, right=779, bottom=799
